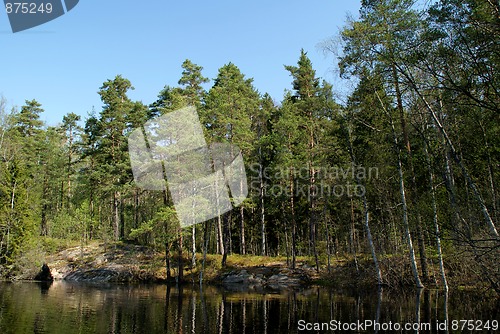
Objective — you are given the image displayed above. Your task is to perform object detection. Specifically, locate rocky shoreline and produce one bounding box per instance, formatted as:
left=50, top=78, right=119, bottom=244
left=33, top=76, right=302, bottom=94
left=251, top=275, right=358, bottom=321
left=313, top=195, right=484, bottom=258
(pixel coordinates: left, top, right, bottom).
left=33, top=243, right=319, bottom=290
left=217, top=266, right=315, bottom=291
left=28, top=242, right=464, bottom=290
left=47, top=265, right=316, bottom=291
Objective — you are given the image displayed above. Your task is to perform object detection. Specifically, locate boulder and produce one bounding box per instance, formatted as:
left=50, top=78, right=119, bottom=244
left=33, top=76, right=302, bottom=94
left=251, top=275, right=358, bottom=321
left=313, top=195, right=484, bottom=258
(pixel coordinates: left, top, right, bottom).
left=222, top=270, right=264, bottom=286
left=64, top=265, right=133, bottom=282
left=220, top=268, right=307, bottom=291
left=266, top=273, right=302, bottom=290
left=34, top=263, right=54, bottom=281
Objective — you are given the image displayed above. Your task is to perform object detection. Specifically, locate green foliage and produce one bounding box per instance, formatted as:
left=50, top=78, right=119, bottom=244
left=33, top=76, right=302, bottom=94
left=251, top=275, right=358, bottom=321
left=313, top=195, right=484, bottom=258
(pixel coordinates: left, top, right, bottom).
left=129, top=206, right=179, bottom=249
left=204, top=62, right=259, bottom=153
left=14, top=99, right=44, bottom=137
left=49, top=208, right=87, bottom=241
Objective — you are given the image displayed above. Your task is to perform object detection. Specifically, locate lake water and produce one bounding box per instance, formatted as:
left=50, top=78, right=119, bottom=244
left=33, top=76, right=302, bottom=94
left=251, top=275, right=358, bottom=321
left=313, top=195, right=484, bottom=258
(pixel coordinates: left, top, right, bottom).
left=0, top=282, right=498, bottom=333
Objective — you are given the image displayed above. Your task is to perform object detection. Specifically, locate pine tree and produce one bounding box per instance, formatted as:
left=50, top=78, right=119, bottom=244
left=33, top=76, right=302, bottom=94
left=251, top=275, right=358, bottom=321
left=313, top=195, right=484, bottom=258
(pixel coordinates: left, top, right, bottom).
left=14, top=99, right=44, bottom=137
left=205, top=63, right=259, bottom=262
left=282, top=50, right=339, bottom=271
left=149, top=60, right=210, bottom=278
left=178, top=59, right=209, bottom=109
left=60, top=112, right=82, bottom=210
left=97, top=75, right=135, bottom=240
left=253, top=93, right=276, bottom=256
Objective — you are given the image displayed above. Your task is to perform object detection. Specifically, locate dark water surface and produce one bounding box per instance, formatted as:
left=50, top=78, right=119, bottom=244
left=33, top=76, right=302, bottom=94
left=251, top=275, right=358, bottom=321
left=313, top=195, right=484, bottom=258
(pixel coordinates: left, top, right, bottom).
left=0, top=282, right=498, bottom=333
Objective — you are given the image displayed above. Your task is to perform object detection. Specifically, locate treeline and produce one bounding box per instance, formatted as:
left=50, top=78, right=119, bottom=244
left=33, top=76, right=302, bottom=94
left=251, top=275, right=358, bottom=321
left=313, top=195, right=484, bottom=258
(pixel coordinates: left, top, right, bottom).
left=0, top=0, right=498, bottom=290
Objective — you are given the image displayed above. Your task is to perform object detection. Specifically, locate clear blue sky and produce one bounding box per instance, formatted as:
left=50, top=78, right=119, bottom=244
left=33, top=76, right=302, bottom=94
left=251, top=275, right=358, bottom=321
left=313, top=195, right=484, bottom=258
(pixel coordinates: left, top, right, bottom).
left=1, top=0, right=360, bottom=125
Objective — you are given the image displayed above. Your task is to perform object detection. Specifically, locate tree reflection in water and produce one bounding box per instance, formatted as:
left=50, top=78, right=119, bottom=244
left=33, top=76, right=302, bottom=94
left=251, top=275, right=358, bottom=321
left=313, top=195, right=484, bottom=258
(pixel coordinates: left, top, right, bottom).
left=0, top=282, right=497, bottom=334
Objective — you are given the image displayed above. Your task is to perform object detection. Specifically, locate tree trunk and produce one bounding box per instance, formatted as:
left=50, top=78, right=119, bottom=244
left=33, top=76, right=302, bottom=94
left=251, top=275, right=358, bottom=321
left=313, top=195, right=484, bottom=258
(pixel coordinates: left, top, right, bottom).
left=443, top=141, right=469, bottom=239
left=165, top=241, right=171, bottom=280
left=199, top=221, right=210, bottom=284
left=403, top=72, right=499, bottom=239
left=67, top=125, right=73, bottom=209
left=89, top=180, right=95, bottom=240
left=215, top=174, right=224, bottom=256
left=285, top=213, right=290, bottom=266
left=350, top=198, right=359, bottom=273
left=377, top=91, right=423, bottom=288
left=217, top=215, right=224, bottom=256
left=342, top=129, right=382, bottom=286
left=228, top=216, right=233, bottom=255
left=133, top=188, right=139, bottom=230
left=479, top=121, right=498, bottom=222
left=221, top=212, right=230, bottom=267
left=395, top=142, right=424, bottom=288
left=324, top=207, right=332, bottom=274
left=59, top=180, right=64, bottom=211
left=259, top=158, right=266, bottom=256
left=161, top=188, right=172, bottom=281
left=177, top=230, right=183, bottom=283
left=119, top=197, right=124, bottom=240
left=113, top=191, right=120, bottom=240
left=290, top=167, right=297, bottom=269
left=423, top=142, right=448, bottom=290
left=308, top=113, right=319, bottom=272
left=191, top=225, right=196, bottom=269
left=363, top=200, right=382, bottom=286
left=240, top=206, right=246, bottom=255
left=392, top=63, right=429, bottom=283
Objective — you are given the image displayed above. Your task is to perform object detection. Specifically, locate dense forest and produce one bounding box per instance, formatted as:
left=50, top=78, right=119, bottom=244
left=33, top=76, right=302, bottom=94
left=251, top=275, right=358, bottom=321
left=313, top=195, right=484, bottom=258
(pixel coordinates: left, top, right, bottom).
left=0, top=0, right=498, bottom=291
